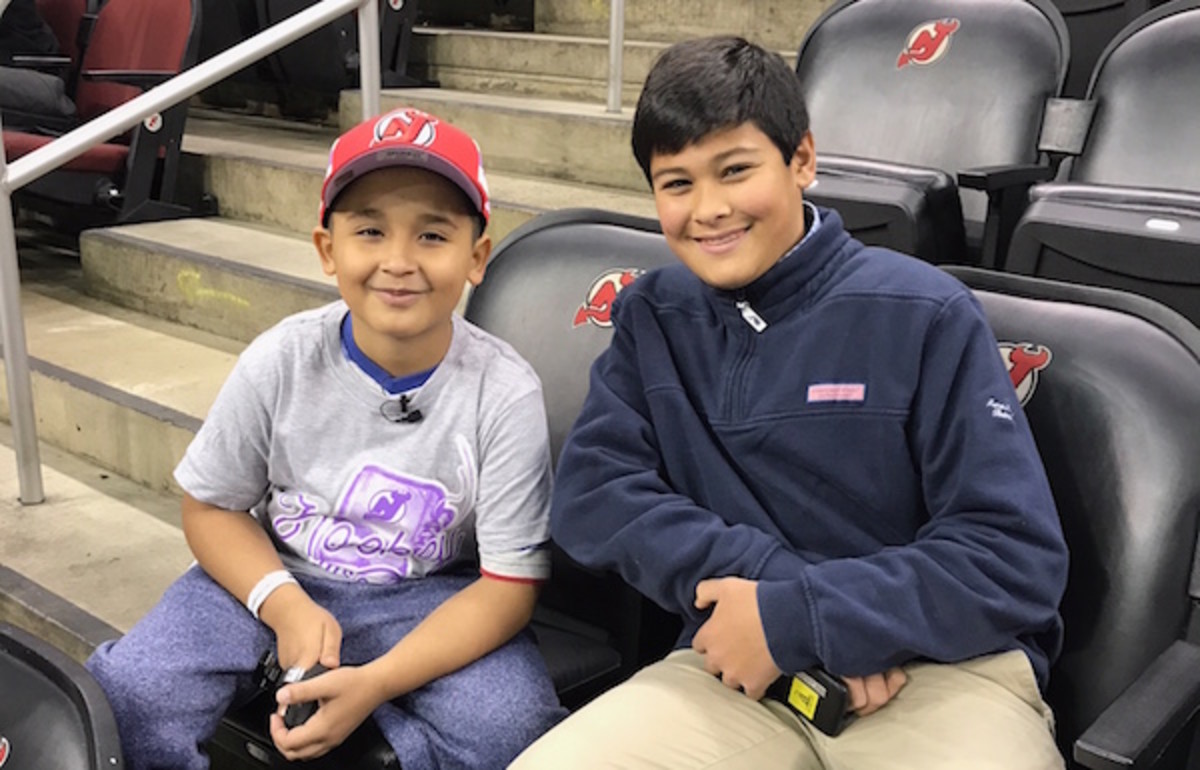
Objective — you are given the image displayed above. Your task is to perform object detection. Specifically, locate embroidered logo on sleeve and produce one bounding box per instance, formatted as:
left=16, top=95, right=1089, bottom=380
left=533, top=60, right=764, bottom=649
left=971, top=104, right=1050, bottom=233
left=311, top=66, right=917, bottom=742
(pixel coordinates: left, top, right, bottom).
left=807, top=383, right=867, bottom=403
left=987, top=397, right=1014, bottom=422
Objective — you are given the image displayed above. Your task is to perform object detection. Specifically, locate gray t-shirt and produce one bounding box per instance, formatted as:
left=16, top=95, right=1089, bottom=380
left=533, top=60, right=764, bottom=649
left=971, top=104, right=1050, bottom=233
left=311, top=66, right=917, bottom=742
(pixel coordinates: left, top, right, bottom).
left=175, top=302, right=552, bottom=583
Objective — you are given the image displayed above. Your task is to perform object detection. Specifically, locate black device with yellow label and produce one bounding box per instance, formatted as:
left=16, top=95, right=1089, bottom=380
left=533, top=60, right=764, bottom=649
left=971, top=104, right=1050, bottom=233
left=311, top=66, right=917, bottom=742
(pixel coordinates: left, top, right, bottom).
left=764, top=667, right=855, bottom=736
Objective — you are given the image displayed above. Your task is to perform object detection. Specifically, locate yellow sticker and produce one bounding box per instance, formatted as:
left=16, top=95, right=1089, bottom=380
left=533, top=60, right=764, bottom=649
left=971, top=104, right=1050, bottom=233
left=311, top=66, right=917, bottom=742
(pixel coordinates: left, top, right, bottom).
left=787, top=677, right=819, bottom=720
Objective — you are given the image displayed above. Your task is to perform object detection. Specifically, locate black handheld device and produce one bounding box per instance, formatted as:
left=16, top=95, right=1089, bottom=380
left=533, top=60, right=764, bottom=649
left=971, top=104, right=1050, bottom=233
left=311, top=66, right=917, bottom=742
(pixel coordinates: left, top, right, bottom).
left=254, top=650, right=329, bottom=729
left=764, top=667, right=855, bottom=737
left=282, top=663, right=329, bottom=728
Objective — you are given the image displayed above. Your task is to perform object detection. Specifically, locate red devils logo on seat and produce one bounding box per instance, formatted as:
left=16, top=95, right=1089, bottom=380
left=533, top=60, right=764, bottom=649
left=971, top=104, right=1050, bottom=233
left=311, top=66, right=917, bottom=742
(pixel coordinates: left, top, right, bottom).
left=573, top=269, right=643, bottom=328
left=373, top=108, right=437, bottom=148
left=999, top=343, right=1052, bottom=406
left=0, top=736, right=10, bottom=767
left=897, top=18, right=961, bottom=69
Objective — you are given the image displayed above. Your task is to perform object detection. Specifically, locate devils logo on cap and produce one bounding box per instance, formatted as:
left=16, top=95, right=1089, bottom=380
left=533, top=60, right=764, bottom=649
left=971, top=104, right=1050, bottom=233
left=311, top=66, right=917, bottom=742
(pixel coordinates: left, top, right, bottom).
left=897, top=18, right=960, bottom=69
left=373, top=108, right=437, bottom=148
left=573, top=269, right=643, bottom=328
left=999, top=343, right=1052, bottom=406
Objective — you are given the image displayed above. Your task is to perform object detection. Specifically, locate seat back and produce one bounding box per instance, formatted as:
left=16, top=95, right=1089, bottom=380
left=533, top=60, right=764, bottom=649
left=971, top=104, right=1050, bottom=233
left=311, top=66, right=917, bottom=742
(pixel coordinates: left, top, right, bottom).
left=464, top=209, right=681, bottom=688
left=798, top=0, right=1068, bottom=227
left=34, top=0, right=89, bottom=62
left=466, top=209, right=677, bottom=465
left=944, top=267, right=1200, bottom=754
left=1003, top=0, right=1200, bottom=324
left=0, top=623, right=123, bottom=770
left=258, top=0, right=422, bottom=104
left=73, top=0, right=198, bottom=122
left=1062, top=0, right=1200, bottom=191
left=1050, top=0, right=1166, bottom=97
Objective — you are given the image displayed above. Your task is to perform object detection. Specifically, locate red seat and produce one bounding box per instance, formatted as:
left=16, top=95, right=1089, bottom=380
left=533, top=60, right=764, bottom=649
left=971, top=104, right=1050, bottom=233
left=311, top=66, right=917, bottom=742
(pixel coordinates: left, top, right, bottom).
left=3, top=0, right=209, bottom=229
left=3, top=129, right=126, bottom=173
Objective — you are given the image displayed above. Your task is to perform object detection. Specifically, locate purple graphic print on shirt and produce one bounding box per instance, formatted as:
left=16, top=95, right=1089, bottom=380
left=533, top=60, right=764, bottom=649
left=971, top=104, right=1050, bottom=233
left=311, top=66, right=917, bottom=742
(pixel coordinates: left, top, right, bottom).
left=270, top=465, right=464, bottom=582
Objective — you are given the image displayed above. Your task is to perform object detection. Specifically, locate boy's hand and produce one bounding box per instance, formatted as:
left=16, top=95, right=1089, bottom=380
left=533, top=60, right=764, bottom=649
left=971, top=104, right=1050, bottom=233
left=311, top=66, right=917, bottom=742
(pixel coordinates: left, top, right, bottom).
left=692, top=577, right=782, bottom=700
left=843, top=668, right=907, bottom=716
left=259, top=586, right=342, bottom=672
left=269, top=664, right=389, bottom=761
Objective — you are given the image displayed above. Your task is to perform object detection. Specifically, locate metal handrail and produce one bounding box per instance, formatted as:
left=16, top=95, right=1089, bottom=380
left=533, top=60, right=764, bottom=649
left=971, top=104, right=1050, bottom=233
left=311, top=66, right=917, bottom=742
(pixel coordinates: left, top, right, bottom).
left=607, top=0, right=626, bottom=113
left=0, top=0, right=383, bottom=503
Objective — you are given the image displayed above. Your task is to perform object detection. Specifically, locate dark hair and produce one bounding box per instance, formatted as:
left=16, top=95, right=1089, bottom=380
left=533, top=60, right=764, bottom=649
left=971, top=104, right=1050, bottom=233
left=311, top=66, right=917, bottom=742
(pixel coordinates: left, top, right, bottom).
left=632, top=36, right=810, bottom=182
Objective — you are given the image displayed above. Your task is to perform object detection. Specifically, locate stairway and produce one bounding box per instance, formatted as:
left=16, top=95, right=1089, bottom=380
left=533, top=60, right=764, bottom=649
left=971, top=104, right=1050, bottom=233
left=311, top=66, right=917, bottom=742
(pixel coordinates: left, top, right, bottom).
left=0, top=3, right=810, bottom=667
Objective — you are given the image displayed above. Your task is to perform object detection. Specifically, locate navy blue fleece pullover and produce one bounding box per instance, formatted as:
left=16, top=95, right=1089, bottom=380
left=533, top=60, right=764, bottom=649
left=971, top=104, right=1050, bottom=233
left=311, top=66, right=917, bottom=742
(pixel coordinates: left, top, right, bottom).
left=550, top=209, right=1067, bottom=688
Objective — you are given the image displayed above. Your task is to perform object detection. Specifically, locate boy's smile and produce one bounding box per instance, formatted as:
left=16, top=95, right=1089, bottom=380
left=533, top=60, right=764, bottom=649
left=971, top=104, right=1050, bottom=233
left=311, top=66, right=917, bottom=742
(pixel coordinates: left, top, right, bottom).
left=649, top=123, right=816, bottom=291
left=314, top=166, right=490, bottom=377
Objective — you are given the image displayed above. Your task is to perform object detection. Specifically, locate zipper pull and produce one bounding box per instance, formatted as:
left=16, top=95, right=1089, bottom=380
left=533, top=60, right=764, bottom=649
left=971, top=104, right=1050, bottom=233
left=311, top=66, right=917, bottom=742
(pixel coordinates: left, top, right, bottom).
left=736, top=299, right=768, bottom=333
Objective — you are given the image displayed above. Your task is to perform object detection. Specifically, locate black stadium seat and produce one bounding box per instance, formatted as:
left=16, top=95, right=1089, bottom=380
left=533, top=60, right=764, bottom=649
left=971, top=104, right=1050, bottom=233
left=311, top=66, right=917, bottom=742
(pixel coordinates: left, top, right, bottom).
left=1050, top=0, right=1169, bottom=97
left=796, top=0, right=1069, bottom=266
left=0, top=623, right=124, bottom=770
left=210, top=210, right=1200, bottom=769
left=1004, top=0, right=1200, bottom=327
left=946, top=267, right=1200, bottom=768
left=258, top=0, right=423, bottom=94
left=464, top=209, right=684, bottom=709
left=209, top=209, right=682, bottom=769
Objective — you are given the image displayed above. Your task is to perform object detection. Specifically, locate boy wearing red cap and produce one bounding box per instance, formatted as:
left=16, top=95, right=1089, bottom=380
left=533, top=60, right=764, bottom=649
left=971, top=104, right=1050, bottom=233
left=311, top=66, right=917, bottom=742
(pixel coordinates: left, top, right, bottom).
left=87, top=107, right=567, bottom=769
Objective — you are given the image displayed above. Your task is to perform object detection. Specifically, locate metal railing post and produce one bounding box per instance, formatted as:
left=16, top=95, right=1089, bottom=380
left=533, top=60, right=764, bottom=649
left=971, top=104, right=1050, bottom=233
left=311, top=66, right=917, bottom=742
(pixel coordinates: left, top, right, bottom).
left=607, top=0, right=626, bottom=113
left=0, top=120, right=45, bottom=504
left=358, top=0, right=383, bottom=120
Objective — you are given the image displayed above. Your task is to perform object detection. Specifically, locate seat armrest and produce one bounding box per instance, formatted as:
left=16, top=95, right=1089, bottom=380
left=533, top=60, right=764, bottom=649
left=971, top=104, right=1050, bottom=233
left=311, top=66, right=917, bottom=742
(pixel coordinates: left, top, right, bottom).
left=81, top=70, right=175, bottom=89
left=958, top=164, right=1054, bottom=269
left=1074, top=640, right=1200, bottom=770
left=958, top=164, right=1053, bottom=193
left=9, top=55, right=73, bottom=72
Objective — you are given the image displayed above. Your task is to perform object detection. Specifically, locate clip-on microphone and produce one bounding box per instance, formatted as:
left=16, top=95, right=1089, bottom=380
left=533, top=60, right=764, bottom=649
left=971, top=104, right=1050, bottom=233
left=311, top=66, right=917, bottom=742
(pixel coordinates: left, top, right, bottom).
left=380, top=394, right=423, bottom=423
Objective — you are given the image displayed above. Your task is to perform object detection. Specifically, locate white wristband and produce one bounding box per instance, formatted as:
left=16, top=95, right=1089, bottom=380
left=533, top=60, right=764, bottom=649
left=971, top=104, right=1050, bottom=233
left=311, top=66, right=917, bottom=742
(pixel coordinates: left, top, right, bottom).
left=246, top=570, right=299, bottom=620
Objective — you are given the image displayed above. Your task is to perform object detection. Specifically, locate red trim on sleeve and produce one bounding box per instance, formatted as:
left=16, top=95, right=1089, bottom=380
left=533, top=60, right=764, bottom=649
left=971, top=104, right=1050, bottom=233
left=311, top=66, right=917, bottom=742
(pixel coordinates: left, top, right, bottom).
left=480, top=568, right=546, bottom=585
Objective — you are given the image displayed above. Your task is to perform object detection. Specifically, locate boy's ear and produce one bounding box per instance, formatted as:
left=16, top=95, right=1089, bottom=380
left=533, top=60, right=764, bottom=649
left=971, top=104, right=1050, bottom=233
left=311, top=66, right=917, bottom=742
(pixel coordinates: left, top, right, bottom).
left=313, top=225, right=336, bottom=276
left=466, top=233, right=492, bottom=287
left=790, top=130, right=817, bottom=191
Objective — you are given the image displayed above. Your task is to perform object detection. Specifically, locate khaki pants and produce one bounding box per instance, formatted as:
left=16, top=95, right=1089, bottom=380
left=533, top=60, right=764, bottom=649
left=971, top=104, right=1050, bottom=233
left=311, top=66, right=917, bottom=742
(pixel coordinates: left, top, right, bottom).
left=510, top=649, right=1063, bottom=770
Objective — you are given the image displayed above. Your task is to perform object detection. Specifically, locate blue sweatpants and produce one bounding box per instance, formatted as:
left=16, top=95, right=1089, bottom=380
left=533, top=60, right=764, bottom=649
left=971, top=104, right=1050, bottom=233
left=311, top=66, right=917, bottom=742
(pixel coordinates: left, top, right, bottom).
left=86, top=566, right=567, bottom=770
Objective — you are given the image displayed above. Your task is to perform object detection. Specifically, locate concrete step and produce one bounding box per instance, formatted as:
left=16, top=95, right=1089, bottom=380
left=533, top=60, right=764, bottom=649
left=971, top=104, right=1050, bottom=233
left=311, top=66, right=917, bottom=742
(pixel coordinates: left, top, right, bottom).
left=534, top=0, right=832, bottom=52
left=0, top=424, right=190, bottom=663
left=81, top=218, right=338, bottom=345
left=411, top=27, right=664, bottom=106
left=183, top=109, right=656, bottom=237
left=409, top=27, right=797, bottom=106
left=0, top=263, right=237, bottom=494
left=341, top=89, right=645, bottom=191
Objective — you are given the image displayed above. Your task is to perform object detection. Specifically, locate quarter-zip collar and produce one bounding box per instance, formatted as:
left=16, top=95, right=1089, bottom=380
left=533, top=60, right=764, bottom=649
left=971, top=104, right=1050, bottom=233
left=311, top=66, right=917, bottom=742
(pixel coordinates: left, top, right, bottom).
left=711, top=207, right=854, bottom=328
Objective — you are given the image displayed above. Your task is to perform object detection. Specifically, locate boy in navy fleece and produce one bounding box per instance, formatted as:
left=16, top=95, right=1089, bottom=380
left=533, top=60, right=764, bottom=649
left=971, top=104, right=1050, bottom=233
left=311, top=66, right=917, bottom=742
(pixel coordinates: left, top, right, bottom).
left=512, top=36, right=1067, bottom=769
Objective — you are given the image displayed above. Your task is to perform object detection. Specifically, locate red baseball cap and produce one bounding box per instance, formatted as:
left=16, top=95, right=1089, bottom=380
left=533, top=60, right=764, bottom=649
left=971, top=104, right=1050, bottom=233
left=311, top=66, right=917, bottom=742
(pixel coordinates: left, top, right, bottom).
left=319, top=107, right=491, bottom=227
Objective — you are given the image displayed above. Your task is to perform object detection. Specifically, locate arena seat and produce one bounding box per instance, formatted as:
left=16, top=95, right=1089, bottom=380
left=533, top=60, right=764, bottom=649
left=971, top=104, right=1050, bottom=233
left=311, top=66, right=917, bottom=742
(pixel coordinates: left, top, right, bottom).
left=209, top=208, right=682, bottom=769
left=0, top=623, right=123, bottom=770
left=254, top=0, right=425, bottom=117
left=24, top=0, right=101, bottom=97
left=2, top=0, right=210, bottom=229
left=945, top=266, right=1200, bottom=768
left=1003, top=0, right=1200, bottom=327
left=1050, top=0, right=1169, bottom=97
left=796, top=0, right=1069, bottom=266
